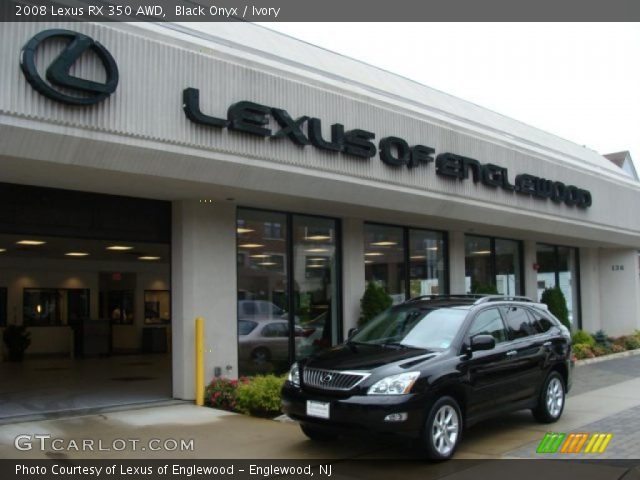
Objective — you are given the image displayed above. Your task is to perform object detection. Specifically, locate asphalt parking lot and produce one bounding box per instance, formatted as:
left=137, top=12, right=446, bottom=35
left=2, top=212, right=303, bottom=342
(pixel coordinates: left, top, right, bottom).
left=1, top=354, right=639, bottom=479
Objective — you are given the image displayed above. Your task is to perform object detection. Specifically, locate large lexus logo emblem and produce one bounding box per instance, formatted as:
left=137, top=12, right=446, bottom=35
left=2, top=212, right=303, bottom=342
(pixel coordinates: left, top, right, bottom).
left=20, top=29, right=119, bottom=106
left=320, top=374, right=333, bottom=384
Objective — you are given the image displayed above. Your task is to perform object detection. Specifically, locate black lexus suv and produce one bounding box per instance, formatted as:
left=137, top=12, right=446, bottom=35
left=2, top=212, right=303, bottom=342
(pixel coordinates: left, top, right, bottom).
left=281, top=295, right=572, bottom=460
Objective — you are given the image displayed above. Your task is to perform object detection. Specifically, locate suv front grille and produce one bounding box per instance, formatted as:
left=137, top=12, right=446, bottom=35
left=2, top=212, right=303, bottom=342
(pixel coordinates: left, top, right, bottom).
left=302, top=367, right=369, bottom=391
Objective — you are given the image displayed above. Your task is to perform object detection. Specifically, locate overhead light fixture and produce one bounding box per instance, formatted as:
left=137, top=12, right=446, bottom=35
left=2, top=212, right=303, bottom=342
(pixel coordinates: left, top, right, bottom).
left=0, top=248, right=6, bottom=253
left=410, top=255, right=426, bottom=260
left=305, top=235, right=331, bottom=241
left=365, top=252, right=384, bottom=257
left=65, top=252, right=90, bottom=257
left=16, top=240, right=46, bottom=246
left=427, top=247, right=439, bottom=251
left=258, top=262, right=277, bottom=266
left=305, top=248, right=329, bottom=253
left=238, top=243, right=264, bottom=249
left=364, top=260, right=374, bottom=264
left=307, top=264, right=324, bottom=269
left=371, top=241, right=397, bottom=246
left=237, top=228, right=254, bottom=234
left=471, top=250, right=492, bottom=255
left=250, top=254, right=270, bottom=259
left=309, top=257, right=327, bottom=261
left=138, top=256, right=161, bottom=261
left=106, top=245, right=134, bottom=251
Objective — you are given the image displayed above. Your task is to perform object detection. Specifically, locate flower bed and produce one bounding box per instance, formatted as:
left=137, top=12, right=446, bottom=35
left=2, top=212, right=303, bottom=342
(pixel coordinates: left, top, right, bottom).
left=572, top=329, right=640, bottom=360
left=204, top=374, right=286, bottom=418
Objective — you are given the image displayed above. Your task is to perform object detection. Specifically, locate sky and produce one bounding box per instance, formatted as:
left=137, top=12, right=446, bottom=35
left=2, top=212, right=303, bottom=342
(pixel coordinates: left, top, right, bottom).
left=257, top=22, right=640, bottom=166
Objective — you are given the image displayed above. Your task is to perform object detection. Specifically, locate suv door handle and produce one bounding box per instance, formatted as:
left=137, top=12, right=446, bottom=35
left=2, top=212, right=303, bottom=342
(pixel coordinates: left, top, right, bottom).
left=506, top=350, right=517, bottom=356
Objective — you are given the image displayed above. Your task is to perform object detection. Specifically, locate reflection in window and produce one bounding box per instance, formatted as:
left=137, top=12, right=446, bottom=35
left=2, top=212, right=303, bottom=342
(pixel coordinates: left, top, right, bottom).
left=465, top=235, right=522, bottom=295
left=536, top=243, right=579, bottom=326
left=364, top=224, right=405, bottom=304
left=237, top=209, right=341, bottom=377
left=108, top=290, right=135, bottom=324
left=23, top=288, right=89, bottom=326
left=409, top=230, right=447, bottom=297
left=144, top=290, right=171, bottom=324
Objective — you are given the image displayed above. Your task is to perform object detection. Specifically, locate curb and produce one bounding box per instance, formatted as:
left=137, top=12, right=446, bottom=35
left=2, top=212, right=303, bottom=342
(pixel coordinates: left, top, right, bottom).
left=575, top=347, right=640, bottom=366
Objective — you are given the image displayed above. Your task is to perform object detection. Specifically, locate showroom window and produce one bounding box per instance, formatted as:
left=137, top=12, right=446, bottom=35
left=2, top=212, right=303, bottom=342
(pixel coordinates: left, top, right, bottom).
left=237, top=208, right=341, bottom=376
left=536, top=243, right=580, bottom=328
left=364, top=223, right=448, bottom=303
left=465, top=235, right=523, bottom=295
left=23, top=288, right=90, bottom=326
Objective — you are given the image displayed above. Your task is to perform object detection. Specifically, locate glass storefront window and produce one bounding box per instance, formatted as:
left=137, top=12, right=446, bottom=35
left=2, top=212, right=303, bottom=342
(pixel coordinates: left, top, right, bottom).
left=144, top=290, right=171, bottom=324
left=409, top=230, right=447, bottom=297
left=293, top=215, right=339, bottom=361
left=536, top=244, right=579, bottom=327
left=23, top=288, right=90, bottom=326
left=465, top=235, right=523, bottom=295
left=364, top=224, right=406, bottom=304
left=237, top=209, right=341, bottom=377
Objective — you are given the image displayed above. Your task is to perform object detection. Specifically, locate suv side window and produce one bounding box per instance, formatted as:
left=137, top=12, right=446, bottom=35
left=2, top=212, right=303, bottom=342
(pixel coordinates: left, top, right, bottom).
left=502, top=306, right=538, bottom=340
left=528, top=308, right=555, bottom=334
left=468, top=308, right=509, bottom=344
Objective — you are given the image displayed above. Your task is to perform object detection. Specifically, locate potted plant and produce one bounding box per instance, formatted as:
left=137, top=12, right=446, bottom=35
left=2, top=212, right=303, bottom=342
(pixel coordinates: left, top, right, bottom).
left=2, top=325, right=31, bottom=362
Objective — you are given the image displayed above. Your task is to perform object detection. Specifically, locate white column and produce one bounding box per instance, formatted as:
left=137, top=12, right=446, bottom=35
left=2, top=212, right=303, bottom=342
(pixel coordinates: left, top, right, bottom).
left=342, top=218, right=365, bottom=336
left=597, top=248, right=640, bottom=336
left=449, top=231, right=466, bottom=293
left=171, top=200, right=238, bottom=399
left=579, top=247, right=601, bottom=333
left=523, top=240, right=538, bottom=301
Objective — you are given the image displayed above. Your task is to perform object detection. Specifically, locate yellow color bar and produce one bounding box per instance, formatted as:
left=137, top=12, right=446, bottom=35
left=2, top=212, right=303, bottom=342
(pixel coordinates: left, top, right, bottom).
left=584, top=434, right=598, bottom=453
left=598, top=434, right=613, bottom=453
left=195, top=316, right=205, bottom=406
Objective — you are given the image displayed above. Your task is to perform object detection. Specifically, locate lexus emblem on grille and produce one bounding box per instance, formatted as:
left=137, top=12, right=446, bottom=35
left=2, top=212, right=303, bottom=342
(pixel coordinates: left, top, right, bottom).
left=320, top=374, right=333, bottom=384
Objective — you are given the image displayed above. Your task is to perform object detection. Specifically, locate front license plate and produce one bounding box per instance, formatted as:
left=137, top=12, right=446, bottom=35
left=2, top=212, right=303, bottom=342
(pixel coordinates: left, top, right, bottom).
left=306, top=400, right=330, bottom=419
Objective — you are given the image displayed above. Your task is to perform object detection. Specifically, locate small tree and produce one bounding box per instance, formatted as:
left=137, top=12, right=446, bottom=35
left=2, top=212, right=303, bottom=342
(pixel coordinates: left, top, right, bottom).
left=359, top=282, right=392, bottom=327
left=541, top=287, right=570, bottom=330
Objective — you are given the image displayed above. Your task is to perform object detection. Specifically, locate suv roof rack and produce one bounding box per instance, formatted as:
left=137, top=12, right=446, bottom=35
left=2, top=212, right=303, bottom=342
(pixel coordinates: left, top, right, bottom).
left=407, top=294, right=533, bottom=305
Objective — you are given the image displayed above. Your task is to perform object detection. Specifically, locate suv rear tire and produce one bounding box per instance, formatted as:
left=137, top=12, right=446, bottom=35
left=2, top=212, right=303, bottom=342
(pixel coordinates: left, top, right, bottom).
left=300, top=423, right=338, bottom=441
left=532, top=371, right=565, bottom=423
left=420, top=396, right=462, bottom=460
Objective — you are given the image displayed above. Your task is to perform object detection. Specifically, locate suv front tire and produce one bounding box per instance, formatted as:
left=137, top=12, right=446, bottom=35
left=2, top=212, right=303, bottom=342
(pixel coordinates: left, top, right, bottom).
left=421, top=396, right=462, bottom=460
left=532, top=371, right=565, bottom=423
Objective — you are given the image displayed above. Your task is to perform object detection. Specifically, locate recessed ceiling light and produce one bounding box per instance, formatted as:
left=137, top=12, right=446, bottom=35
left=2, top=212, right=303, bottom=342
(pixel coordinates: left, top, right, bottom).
left=364, top=260, right=374, bottom=264
left=237, top=228, right=254, bottom=234
left=410, top=255, right=426, bottom=260
left=65, top=252, right=90, bottom=257
left=250, top=254, right=270, bottom=259
left=305, top=235, right=332, bottom=241
left=307, top=264, right=324, bottom=269
left=16, top=240, right=46, bottom=246
left=257, top=262, right=277, bottom=266
left=365, top=252, right=384, bottom=257
left=309, top=257, right=327, bottom=261
left=471, top=250, right=492, bottom=255
left=238, top=243, right=265, bottom=249
left=305, top=248, right=329, bottom=253
left=0, top=248, right=6, bottom=253
left=427, top=247, right=439, bottom=251
left=371, top=241, right=397, bottom=246
left=106, top=245, right=134, bottom=251
left=138, top=256, right=161, bottom=261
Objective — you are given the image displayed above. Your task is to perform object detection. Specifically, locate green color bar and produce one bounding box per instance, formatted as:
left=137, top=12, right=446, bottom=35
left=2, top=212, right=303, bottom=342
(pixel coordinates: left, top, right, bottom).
left=549, top=433, right=566, bottom=453
left=537, top=433, right=555, bottom=453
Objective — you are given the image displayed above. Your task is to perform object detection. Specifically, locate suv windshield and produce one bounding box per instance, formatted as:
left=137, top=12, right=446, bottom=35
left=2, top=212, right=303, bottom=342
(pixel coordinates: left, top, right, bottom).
left=350, top=306, right=468, bottom=350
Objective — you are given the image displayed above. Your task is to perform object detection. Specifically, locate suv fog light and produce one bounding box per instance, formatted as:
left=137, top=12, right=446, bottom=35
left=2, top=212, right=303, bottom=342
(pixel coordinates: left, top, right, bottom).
left=384, top=412, right=408, bottom=422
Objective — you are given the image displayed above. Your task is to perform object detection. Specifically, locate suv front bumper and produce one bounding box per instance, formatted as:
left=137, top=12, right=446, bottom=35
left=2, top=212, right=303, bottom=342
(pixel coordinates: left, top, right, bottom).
left=281, top=382, right=426, bottom=437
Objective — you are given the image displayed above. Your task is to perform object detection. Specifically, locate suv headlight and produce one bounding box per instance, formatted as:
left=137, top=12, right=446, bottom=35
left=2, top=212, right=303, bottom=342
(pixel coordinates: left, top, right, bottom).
left=367, top=372, right=420, bottom=395
left=288, top=362, right=300, bottom=386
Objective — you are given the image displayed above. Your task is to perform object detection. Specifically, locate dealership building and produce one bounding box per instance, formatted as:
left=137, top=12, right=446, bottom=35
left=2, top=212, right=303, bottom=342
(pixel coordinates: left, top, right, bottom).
left=1, top=21, right=639, bottom=410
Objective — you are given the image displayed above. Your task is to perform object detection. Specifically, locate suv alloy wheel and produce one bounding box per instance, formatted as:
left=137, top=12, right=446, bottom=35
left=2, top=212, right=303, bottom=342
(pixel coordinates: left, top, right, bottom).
left=532, top=371, right=565, bottom=423
left=421, top=396, right=462, bottom=460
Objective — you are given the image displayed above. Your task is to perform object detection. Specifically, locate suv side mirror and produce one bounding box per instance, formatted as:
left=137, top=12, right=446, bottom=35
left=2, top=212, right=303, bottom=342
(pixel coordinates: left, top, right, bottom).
left=347, top=327, right=359, bottom=339
left=470, top=334, right=495, bottom=352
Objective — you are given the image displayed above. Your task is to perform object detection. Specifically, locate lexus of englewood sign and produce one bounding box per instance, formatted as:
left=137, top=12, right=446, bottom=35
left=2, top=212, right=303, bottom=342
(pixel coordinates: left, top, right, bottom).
left=19, top=29, right=593, bottom=208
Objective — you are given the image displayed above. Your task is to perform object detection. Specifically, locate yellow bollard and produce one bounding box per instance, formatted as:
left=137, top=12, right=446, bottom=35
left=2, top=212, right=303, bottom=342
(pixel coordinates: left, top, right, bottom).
left=195, top=317, right=205, bottom=406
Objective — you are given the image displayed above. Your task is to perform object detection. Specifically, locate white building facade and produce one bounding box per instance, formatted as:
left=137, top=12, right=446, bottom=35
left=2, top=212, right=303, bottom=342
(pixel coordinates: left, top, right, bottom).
left=1, top=22, right=639, bottom=401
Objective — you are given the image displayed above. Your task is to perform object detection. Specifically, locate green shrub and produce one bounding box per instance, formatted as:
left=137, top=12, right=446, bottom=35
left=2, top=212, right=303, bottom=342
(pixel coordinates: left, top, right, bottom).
left=204, top=377, right=248, bottom=411
left=622, top=335, right=640, bottom=351
left=611, top=344, right=626, bottom=354
left=471, top=283, right=499, bottom=295
left=359, top=282, right=392, bottom=327
left=571, top=330, right=595, bottom=347
left=235, top=374, right=286, bottom=417
left=572, top=343, right=594, bottom=360
left=540, top=287, right=570, bottom=330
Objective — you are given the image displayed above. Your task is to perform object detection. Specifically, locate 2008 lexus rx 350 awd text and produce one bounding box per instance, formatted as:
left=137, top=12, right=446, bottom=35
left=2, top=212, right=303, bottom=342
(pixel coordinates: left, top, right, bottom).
left=281, top=295, right=573, bottom=460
